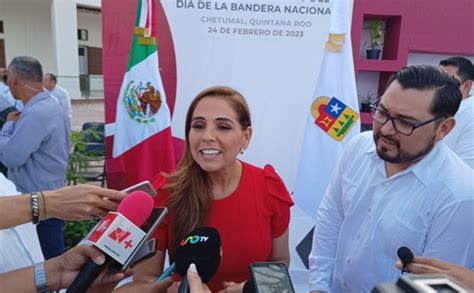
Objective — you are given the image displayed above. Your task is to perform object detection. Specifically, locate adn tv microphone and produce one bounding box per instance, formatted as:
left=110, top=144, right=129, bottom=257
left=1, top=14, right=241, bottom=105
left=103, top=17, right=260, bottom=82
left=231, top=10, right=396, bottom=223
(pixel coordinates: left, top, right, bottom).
left=175, top=227, right=222, bottom=293
left=397, top=246, right=414, bottom=274
left=67, top=191, right=154, bottom=293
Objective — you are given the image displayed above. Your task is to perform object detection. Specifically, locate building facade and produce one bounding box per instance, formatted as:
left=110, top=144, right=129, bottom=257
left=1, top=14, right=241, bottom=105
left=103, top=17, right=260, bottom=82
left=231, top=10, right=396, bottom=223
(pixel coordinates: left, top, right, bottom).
left=0, top=0, right=103, bottom=99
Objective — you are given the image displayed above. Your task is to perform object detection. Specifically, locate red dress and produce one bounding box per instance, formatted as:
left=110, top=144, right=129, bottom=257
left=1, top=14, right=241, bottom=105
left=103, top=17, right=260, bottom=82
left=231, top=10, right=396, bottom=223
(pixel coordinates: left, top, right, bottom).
left=150, top=162, right=294, bottom=292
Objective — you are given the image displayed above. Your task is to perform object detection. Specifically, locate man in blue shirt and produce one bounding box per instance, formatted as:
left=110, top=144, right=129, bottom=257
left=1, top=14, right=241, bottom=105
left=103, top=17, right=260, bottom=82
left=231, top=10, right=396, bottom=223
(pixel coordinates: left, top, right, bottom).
left=309, top=65, right=474, bottom=292
left=0, top=56, right=70, bottom=260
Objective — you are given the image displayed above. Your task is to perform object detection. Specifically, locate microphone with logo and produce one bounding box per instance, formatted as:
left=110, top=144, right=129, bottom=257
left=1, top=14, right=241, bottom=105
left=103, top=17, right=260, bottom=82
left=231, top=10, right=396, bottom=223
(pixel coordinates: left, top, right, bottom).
left=66, top=191, right=155, bottom=293
left=174, top=227, right=222, bottom=293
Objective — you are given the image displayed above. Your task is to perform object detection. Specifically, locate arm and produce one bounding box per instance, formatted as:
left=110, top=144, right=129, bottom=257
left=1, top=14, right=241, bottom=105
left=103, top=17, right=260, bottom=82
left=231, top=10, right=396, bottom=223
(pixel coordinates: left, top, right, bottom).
left=269, top=229, right=290, bottom=266
left=396, top=256, right=474, bottom=290
left=0, top=184, right=126, bottom=229
left=0, top=110, right=46, bottom=168
left=0, top=244, right=125, bottom=292
left=309, top=157, right=346, bottom=293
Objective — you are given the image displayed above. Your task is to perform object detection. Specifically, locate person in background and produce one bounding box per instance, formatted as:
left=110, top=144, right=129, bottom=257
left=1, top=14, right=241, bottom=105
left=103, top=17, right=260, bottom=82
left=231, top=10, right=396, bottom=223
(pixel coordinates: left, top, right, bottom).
left=134, top=86, right=294, bottom=292
left=0, top=90, right=16, bottom=176
left=309, top=65, right=473, bottom=292
left=439, top=56, right=474, bottom=168
left=0, top=67, right=16, bottom=105
left=43, top=73, right=72, bottom=120
left=0, top=56, right=70, bottom=260
left=0, top=67, right=24, bottom=110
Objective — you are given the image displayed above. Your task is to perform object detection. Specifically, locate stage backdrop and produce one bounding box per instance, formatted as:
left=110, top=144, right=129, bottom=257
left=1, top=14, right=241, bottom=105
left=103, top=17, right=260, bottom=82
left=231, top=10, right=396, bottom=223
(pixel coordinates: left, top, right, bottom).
left=103, top=0, right=336, bottom=287
left=104, top=0, right=332, bottom=189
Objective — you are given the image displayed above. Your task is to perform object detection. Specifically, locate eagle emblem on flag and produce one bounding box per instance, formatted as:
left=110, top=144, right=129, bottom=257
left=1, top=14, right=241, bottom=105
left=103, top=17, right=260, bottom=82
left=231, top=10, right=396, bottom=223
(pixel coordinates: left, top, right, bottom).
left=122, top=80, right=162, bottom=124
left=311, top=96, right=359, bottom=141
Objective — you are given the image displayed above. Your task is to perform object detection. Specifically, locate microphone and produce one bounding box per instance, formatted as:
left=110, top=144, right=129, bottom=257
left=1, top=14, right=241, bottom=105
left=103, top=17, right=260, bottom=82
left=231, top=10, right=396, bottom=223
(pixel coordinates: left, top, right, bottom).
left=174, top=227, right=222, bottom=293
left=397, top=246, right=414, bottom=274
left=66, top=191, right=154, bottom=293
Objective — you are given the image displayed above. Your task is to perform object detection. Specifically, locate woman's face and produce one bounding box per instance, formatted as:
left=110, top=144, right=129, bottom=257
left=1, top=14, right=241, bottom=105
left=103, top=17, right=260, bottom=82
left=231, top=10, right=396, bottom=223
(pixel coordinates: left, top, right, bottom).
left=188, top=96, right=251, bottom=173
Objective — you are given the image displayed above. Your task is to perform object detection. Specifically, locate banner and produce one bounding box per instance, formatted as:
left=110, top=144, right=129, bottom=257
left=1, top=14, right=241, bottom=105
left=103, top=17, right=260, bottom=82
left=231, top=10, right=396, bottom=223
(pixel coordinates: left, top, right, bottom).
left=107, top=0, right=175, bottom=187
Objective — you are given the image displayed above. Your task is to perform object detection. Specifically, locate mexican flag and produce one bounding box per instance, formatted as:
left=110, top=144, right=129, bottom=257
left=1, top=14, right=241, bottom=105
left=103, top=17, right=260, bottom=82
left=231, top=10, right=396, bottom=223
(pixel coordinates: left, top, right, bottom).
left=293, top=0, right=360, bottom=220
left=112, top=0, right=175, bottom=185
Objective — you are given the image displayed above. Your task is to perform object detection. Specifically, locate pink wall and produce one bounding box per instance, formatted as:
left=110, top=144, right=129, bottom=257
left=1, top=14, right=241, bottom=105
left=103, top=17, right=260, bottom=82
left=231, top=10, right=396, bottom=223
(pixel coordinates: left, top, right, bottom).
left=352, top=0, right=474, bottom=93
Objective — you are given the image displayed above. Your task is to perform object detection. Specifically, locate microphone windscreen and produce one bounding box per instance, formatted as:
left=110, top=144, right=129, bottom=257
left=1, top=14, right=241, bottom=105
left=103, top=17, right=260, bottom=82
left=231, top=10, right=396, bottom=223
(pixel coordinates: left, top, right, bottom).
left=174, top=227, right=222, bottom=283
left=397, top=246, right=414, bottom=266
left=117, top=191, right=154, bottom=227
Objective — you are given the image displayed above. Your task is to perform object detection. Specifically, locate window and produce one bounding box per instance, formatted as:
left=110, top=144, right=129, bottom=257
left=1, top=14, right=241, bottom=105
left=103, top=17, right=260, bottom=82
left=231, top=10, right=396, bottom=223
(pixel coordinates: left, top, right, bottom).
left=0, top=21, right=3, bottom=33
left=0, top=40, right=5, bottom=68
left=78, top=29, right=88, bottom=41
left=87, top=47, right=102, bottom=75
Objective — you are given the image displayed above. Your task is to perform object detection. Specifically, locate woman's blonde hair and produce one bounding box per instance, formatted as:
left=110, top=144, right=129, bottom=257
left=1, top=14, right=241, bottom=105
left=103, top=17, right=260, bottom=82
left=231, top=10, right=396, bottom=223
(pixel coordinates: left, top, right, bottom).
left=164, top=86, right=251, bottom=254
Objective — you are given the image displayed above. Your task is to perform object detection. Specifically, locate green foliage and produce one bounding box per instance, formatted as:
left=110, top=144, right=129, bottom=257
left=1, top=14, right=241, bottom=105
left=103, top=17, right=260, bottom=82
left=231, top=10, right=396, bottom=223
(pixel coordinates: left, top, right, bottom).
left=368, top=19, right=383, bottom=49
left=359, top=92, right=376, bottom=105
left=63, top=220, right=98, bottom=250
left=67, top=128, right=101, bottom=183
left=64, top=128, right=102, bottom=249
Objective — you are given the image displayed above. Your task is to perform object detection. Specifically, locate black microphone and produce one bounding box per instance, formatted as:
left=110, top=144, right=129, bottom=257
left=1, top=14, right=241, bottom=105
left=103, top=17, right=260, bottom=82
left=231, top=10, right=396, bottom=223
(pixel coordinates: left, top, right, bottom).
left=174, top=227, right=222, bottom=293
left=397, top=246, right=414, bottom=274
left=66, top=191, right=154, bottom=293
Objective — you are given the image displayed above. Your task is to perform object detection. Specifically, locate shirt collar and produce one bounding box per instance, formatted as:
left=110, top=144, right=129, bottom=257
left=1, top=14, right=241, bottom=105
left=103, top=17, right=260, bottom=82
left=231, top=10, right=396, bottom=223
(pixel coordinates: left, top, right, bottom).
left=23, top=90, right=48, bottom=110
left=456, top=96, right=473, bottom=115
left=366, top=133, right=445, bottom=186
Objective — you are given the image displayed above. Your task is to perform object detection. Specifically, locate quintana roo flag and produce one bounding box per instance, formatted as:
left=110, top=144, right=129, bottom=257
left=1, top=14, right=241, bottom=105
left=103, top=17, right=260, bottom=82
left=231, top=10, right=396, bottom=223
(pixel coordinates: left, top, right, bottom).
left=113, top=0, right=175, bottom=184
left=293, top=0, right=360, bottom=220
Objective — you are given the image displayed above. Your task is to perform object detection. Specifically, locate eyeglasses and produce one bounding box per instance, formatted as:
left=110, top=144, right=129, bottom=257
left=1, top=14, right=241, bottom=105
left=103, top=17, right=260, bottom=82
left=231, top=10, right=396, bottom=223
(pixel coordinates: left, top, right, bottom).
left=370, top=105, right=443, bottom=136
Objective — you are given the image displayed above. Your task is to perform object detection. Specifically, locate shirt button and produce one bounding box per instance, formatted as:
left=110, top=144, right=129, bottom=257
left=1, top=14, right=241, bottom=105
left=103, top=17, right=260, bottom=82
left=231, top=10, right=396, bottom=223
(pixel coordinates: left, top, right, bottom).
left=368, top=207, right=372, bottom=213
left=347, top=258, right=351, bottom=264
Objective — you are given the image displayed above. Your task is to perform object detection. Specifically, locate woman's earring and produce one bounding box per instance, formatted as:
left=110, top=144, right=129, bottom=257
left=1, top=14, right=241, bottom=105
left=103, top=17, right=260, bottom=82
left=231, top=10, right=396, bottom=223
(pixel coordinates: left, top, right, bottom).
left=240, top=148, right=245, bottom=155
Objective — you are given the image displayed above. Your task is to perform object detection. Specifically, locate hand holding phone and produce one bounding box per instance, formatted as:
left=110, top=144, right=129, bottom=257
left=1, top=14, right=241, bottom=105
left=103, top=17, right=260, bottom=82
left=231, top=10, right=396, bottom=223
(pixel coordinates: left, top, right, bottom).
left=122, top=180, right=157, bottom=197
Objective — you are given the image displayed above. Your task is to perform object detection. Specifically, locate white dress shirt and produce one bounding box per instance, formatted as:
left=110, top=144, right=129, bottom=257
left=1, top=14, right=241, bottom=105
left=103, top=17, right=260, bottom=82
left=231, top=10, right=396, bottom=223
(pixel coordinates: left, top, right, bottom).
left=0, top=174, right=44, bottom=273
left=444, top=96, right=474, bottom=168
left=309, top=131, right=474, bottom=292
left=47, top=85, right=72, bottom=119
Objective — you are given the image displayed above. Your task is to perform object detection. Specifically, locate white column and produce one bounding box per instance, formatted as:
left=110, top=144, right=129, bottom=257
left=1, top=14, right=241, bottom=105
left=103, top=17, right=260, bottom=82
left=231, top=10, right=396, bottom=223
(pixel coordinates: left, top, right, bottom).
left=50, top=0, right=82, bottom=99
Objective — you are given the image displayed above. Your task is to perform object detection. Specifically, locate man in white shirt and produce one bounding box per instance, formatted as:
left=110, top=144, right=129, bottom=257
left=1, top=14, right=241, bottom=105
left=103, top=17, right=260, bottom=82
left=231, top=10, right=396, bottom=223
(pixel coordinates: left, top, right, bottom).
left=43, top=73, right=72, bottom=119
left=0, top=173, right=44, bottom=273
left=309, top=65, right=474, bottom=292
left=439, top=56, right=474, bottom=168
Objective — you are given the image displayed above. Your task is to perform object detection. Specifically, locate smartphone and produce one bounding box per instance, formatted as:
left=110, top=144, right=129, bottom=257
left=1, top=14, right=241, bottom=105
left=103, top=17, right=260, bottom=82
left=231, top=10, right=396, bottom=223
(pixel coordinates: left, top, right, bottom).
left=121, top=180, right=157, bottom=197
left=121, top=207, right=167, bottom=269
left=249, top=262, right=295, bottom=293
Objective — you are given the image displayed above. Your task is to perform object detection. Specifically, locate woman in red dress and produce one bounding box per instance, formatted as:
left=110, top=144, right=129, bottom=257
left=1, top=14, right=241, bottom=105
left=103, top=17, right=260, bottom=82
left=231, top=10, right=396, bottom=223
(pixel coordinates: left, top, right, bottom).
left=134, top=86, right=293, bottom=292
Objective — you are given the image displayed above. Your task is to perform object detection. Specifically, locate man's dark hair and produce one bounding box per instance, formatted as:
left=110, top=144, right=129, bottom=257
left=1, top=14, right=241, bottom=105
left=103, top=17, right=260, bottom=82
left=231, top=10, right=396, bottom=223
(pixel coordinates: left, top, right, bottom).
left=386, top=65, right=462, bottom=118
left=45, top=73, right=57, bottom=83
left=439, top=56, right=474, bottom=83
left=8, top=56, right=43, bottom=83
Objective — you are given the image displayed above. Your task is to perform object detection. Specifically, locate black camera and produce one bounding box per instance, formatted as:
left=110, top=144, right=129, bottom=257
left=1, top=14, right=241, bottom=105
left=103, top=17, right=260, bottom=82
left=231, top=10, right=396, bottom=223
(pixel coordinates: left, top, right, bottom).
left=372, top=274, right=470, bottom=293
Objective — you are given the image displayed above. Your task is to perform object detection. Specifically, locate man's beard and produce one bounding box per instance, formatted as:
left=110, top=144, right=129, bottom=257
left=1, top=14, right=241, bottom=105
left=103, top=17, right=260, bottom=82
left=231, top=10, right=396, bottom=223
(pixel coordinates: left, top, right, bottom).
left=373, top=131, right=436, bottom=164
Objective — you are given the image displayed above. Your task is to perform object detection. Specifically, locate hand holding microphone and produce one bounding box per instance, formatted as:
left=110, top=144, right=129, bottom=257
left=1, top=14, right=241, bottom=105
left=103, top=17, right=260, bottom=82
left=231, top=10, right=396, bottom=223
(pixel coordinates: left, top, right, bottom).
left=174, top=227, right=222, bottom=293
left=67, top=191, right=155, bottom=293
left=397, top=246, right=414, bottom=274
